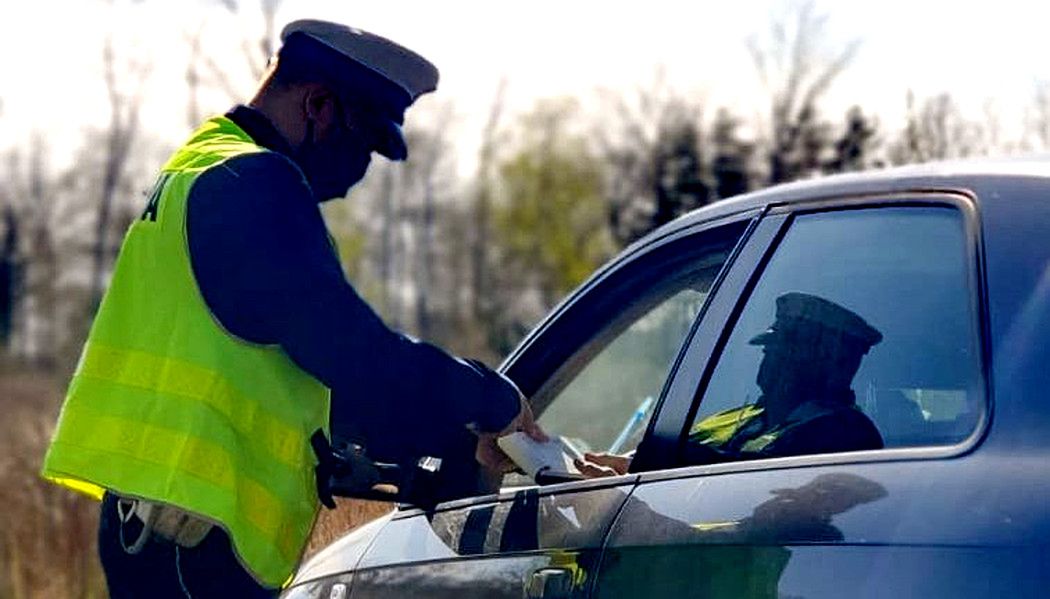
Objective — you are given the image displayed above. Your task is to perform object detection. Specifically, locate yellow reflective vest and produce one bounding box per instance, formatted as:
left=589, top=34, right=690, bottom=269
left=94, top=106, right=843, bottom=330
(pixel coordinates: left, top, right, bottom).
left=41, top=115, right=330, bottom=587
left=689, top=401, right=847, bottom=454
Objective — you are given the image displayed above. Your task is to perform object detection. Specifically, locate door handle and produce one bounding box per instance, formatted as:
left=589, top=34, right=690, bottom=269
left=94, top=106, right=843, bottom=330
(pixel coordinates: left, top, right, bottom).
left=525, top=567, right=573, bottom=599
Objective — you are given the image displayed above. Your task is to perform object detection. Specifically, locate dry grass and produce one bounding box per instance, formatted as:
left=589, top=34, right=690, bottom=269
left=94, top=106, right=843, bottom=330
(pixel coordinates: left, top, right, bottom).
left=306, top=499, right=393, bottom=558
left=0, top=371, right=391, bottom=598
left=0, top=371, right=104, bottom=599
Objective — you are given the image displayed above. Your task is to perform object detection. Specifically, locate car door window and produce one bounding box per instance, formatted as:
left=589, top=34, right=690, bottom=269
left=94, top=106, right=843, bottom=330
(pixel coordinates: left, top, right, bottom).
left=527, top=223, right=749, bottom=462
left=685, top=206, right=982, bottom=465
left=537, top=286, right=707, bottom=454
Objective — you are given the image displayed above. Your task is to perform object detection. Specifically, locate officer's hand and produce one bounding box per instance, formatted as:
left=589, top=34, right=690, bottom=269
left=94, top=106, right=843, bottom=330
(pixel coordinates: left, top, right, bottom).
left=573, top=452, right=631, bottom=478
left=475, top=395, right=548, bottom=472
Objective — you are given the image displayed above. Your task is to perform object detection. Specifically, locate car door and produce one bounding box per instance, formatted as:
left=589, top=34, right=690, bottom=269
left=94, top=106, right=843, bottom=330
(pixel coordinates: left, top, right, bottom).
left=336, top=215, right=757, bottom=599
left=593, top=194, right=1031, bottom=598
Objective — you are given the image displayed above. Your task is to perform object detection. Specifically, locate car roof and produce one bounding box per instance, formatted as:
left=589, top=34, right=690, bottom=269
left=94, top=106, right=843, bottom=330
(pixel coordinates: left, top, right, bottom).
left=651, top=158, right=1050, bottom=240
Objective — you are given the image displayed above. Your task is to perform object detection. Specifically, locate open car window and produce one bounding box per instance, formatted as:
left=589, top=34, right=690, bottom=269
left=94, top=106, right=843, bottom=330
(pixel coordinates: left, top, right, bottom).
left=535, top=284, right=709, bottom=455
left=683, top=205, right=983, bottom=467
left=504, top=220, right=750, bottom=486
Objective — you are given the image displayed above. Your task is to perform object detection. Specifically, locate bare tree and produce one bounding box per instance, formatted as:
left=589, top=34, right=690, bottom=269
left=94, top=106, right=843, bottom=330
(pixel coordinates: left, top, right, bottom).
left=888, top=91, right=990, bottom=165
left=470, top=79, right=508, bottom=331
left=1, top=136, right=61, bottom=367
left=376, top=164, right=399, bottom=324
left=595, top=71, right=706, bottom=244
left=229, top=0, right=281, bottom=80
left=185, top=24, right=206, bottom=129
left=186, top=0, right=283, bottom=112
left=403, top=104, right=456, bottom=340
left=748, top=0, right=860, bottom=183
left=89, top=33, right=150, bottom=307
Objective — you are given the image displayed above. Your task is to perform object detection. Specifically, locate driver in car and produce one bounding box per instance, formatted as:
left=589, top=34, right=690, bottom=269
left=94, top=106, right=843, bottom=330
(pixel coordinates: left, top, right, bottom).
left=575, top=292, right=885, bottom=477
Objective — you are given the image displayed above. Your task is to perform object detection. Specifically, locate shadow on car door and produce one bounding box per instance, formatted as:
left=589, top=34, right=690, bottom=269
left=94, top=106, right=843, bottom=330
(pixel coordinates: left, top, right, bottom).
left=346, top=478, right=635, bottom=599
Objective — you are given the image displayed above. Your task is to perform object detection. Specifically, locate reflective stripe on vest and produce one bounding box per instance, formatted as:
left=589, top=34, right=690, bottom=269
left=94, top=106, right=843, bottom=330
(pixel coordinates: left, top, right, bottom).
left=736, top=401, right=849, bottom=453
left=41, top=115, right=329, bottom=587
left=689, top=405, right=765, bottom=446
left=689, top=401, right=846, bottom=454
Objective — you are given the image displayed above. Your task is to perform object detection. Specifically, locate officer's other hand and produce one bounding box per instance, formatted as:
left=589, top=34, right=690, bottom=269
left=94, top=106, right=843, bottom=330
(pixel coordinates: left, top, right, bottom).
left=475, top=395, right=548, bottom=472
left=573, top=452, right=631, bottom=478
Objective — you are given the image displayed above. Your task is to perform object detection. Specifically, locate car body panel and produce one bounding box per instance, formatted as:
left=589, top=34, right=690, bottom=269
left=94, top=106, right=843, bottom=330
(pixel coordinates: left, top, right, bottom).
left=597, top=454, right=1050, bottom=598
left=284, top=162, right=1050, bottom=598
left=348, top=482, right=635, bottom=598
left=284, top=512, right=393, bottom=596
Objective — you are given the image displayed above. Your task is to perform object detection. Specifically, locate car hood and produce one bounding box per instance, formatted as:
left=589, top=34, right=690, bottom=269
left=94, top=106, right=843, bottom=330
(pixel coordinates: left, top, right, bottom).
left=287, top=510, right=395, bottom=588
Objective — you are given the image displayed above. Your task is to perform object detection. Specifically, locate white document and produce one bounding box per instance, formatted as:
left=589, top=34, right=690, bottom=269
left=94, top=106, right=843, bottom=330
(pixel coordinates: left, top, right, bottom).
left=497, top=432, right=585, bottom=481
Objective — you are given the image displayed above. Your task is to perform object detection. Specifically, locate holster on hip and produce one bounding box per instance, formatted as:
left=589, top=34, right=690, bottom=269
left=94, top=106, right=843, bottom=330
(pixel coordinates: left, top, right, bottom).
left=119, top=496, right=214, bottom=550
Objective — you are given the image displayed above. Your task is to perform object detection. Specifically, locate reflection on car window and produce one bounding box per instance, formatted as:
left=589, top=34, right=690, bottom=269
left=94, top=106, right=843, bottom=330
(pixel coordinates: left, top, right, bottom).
left=532, top=231, right=741, bottom=461
left=688, top=206, right=981, bottom=465
left=540, top=287, right=707, bottom=453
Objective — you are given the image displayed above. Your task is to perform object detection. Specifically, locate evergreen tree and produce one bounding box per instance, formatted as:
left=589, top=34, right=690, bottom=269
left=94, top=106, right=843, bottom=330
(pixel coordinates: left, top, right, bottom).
left=652, top=120, right=710, bottom=228
left=828, top=106, right=878, bottom=173
left=0, top=207, right=18, bottom=346
left=796, top=105, right=834, bottom=177
left=710, top=109, right=753, bottom=200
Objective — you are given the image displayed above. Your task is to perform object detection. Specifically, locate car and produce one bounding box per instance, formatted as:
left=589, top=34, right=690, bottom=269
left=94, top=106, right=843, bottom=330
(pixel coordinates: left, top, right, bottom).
left=282, top=160, right=1050, bottom=598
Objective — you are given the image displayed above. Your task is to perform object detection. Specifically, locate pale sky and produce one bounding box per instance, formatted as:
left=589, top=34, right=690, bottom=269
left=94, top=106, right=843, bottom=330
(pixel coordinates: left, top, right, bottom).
left=1, top=0, right=1049, bottom=172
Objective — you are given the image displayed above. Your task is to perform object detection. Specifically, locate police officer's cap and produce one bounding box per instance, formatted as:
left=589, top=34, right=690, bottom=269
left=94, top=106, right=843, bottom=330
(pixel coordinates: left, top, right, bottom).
left=279, top=19, right=439, bottom=161
left=749, top=292, right=883, bottom=352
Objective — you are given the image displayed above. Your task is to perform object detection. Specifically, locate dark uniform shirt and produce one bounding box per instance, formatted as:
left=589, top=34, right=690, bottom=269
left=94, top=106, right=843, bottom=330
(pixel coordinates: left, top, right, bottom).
left=184, top=105, right=519, bottom=463
left=684, top=394, right=884, bottom=466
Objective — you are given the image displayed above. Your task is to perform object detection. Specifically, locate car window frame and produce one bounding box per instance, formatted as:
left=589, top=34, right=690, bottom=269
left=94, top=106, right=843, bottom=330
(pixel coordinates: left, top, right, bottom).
left=633, top=191, right=992, bottom=481
left=500, top=210, right=760, bottom=407
left=481, top=211, right=757, bottom=485
left=630, top=211, right=785, bottom=470
left=389, top=210, right=763, bottom=515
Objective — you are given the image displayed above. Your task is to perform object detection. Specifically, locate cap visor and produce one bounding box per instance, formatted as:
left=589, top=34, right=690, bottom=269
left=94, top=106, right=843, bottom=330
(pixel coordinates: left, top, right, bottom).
left=748, top=329, right=778, bottom=346
left=375, top=121, right=408, bottom=161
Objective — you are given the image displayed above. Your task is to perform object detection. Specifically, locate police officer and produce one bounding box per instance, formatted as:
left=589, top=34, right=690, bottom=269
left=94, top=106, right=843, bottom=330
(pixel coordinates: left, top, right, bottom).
left=42, top=19, right=542, bottom=598
left=576, top=292, right=884, bottom=477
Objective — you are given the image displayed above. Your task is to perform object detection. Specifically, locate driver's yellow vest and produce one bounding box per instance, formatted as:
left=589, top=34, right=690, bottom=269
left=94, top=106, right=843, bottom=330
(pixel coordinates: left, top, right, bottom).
left=41, top=116, right=330, bottom=587
left=689, top=405, right=765, bottom=448
left=689, top=402, right=843, bottom=453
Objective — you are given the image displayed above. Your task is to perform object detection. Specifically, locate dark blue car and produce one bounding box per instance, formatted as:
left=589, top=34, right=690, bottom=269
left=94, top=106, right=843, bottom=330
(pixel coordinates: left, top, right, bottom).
left=283, top=161, right=1050, bottom=598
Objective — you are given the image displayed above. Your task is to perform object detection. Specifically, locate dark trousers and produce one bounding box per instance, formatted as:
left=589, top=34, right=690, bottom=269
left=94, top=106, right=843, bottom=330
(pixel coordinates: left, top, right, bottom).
left=98, top=493, right=278, bottom=599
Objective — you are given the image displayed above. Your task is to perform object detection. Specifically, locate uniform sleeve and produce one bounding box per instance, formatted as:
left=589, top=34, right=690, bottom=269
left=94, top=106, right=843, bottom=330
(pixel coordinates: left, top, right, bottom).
left=185, top=152, right=521, bottom=455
